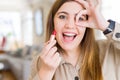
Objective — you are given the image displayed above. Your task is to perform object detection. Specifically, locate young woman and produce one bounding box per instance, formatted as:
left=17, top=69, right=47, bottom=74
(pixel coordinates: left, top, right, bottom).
left=29, top=0, right=120, bottom=80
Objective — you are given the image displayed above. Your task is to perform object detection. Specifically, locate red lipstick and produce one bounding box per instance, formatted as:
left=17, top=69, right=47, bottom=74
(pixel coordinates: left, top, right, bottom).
left=50, top=30, right=56, bottom=41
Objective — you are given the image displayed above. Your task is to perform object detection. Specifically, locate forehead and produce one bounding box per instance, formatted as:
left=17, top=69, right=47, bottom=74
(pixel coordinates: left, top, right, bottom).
left=57, top=1, right=83, bottom=14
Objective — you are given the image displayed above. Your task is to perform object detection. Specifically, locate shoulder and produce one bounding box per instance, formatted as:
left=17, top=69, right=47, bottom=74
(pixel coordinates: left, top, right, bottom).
left=96, top=39, right=120, bottom=65
left=29, top=54, right=41, bottom=80
left=96, top=39, right=109, bottom=65
left=96, top=39, right=108, bottom=51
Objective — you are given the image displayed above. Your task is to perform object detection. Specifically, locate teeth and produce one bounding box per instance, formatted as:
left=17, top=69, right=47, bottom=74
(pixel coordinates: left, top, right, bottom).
left=63, top=33, right=76, bottom=37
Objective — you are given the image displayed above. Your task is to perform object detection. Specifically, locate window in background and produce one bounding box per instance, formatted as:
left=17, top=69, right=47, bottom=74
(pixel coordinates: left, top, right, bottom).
left=22, top=10, right=33, bottom=46
left=95, top=0, right=120, bottom=40
left=34, top=9, right=43, bottom=36
left=102, top=0, right=120, bottom=22
left=0, top=11, right=21, bottom=50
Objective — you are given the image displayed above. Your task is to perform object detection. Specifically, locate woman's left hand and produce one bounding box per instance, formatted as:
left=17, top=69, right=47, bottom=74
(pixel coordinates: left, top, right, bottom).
left=75, top=0, right=109, bottom=31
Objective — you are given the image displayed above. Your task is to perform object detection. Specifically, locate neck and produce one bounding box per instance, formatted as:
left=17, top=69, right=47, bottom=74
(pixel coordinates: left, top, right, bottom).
left=62, top=48, right=81, bottom=66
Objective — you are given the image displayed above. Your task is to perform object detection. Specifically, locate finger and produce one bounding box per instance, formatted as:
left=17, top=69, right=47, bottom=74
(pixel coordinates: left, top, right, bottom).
left=96, top=0, right=102, bottom=8
left=43, top=41, right=50, bottom=47
left=48, top=52, right=61, bottom=69
left=76, top=10, right=88, bottom=22
left=88, top=0, right=95, bottom=7
left=98, top=0, right=102, bottom=4
left=55, top=56, right=62, bottom=66
left=49, top=34, right=56, bottom=42
left=41, top=40, right=56, bottom=57
left=89, top=0, right=101, bottom=7
left=75, top=0, right=89, bottom=9
left=47, top=46, right=57, bottom=57
left=52, top=52, right=60, bottom=61
left=76, top=21, right=89, bottom=28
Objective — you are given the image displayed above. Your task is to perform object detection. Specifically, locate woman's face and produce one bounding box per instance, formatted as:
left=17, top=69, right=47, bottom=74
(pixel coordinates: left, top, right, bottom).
left=54, top=1, right=86, bottom=52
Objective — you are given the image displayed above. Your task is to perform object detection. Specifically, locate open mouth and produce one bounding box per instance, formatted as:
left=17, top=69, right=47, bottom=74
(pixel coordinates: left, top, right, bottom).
left=62, top=32, right=77, bottom=42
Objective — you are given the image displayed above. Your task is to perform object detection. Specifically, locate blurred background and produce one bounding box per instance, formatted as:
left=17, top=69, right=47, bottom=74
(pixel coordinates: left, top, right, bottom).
left=0, top=0, right=119, bottom=80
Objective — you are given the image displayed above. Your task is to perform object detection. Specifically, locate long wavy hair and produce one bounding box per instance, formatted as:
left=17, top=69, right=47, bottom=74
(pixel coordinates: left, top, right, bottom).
left=45, top=0, right=103, bottom=80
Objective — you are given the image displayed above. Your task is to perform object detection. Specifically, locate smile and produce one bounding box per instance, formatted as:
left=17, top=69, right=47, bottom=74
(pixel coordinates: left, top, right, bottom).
left=62, top=32, right=77, bottom=42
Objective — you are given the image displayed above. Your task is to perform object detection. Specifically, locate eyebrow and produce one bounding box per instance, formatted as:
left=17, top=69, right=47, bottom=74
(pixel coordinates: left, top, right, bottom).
left=56, top=11, right=68, bottom=16
left=56, top=11, right=79, bottom=16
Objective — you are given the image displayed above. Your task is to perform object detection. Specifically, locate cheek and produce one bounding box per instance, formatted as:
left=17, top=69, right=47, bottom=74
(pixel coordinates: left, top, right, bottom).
left=54, top=20, right=65, bottom=31
left=78, top=27, right=86, bottom=34
left=77, top=27, right=86, bottom=41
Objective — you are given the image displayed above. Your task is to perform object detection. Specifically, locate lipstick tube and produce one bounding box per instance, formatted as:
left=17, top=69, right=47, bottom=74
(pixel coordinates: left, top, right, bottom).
left=50, top=30, right=56, bottom=41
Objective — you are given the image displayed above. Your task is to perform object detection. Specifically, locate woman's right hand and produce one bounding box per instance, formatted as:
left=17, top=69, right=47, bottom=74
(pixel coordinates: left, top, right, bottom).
left=38, top=39, right=61, bottom=80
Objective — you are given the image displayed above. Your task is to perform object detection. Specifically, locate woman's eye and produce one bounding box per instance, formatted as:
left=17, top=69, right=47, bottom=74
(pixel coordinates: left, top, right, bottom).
left=59, top=15, right=66, bottom=19
left=78, top=17, right=84, bottom=21
left=78, top=15, right=87, bottom=21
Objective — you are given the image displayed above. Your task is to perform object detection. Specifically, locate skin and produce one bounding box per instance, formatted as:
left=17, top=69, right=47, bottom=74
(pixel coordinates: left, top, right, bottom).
left=38, top=0, right=109, bottom=80
left=54, top=1, right=86, bottom=64
left=75, top=0, right=109, bottom=31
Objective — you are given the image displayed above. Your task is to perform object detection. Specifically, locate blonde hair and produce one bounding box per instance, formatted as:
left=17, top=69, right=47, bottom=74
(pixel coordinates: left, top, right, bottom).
left=45, top=0, right=103, bottom=80
left=80, top=28, right=103, bottom=80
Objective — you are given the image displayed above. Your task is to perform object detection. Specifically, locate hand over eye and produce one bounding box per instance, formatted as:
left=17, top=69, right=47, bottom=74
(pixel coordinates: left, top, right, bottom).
left=75, top=0, right=107, bottom=31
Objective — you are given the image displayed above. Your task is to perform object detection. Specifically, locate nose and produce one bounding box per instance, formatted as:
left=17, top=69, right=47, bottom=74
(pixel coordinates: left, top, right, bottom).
left=65, top=17, right=75, bottom=29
